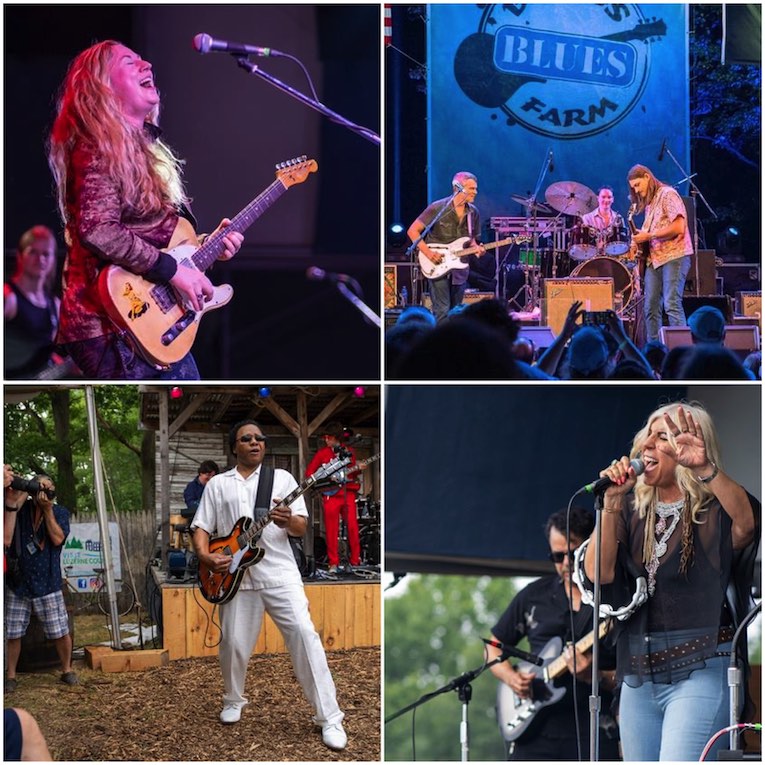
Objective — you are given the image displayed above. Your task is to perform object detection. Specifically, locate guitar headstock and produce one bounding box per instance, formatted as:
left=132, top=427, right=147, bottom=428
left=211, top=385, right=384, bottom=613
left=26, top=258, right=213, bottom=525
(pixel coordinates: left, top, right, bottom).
left=313, top=454, right=352, bottom=482
left=275, top=156, right=319, bottom=188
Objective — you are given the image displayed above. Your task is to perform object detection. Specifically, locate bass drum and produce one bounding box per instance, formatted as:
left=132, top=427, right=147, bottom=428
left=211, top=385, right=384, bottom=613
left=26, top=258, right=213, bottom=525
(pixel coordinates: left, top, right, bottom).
left=571, top=257, right=634, bottom=313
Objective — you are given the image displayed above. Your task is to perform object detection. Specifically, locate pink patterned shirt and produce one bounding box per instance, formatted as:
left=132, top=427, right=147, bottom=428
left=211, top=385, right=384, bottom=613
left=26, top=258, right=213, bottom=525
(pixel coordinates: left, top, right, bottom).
left=644, top=185, right=693, bottom=268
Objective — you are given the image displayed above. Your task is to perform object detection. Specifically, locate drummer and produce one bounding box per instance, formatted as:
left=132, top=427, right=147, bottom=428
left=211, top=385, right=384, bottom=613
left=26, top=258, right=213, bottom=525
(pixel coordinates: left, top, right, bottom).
left=580, top=186, right=625, bottom=252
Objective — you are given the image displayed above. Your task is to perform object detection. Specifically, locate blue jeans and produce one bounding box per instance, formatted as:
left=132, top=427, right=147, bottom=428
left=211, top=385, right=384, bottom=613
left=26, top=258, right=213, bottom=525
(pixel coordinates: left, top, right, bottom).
left=429, top=275, right=466, bottom=323
left=644, top=255, right=691, bottom=342
left=65, top=334, right=200, bottom=380
left=619, top=644, right=734, bottom=761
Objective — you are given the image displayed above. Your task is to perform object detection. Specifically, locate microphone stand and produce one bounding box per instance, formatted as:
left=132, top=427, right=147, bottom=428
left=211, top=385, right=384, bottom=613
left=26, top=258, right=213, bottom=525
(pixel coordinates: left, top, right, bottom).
left=588, top=490, right=606, bottom=762
left=728, top=600, right=762, bottom=753
left=662, top=144, right=717, bottom=298
left=526, top=148, right=554, bottom=310
left=331, top=282, right=381, bottom=328
left=233, top=57, right=380, bottom=146
left=385, top=646, right=538, bottom=761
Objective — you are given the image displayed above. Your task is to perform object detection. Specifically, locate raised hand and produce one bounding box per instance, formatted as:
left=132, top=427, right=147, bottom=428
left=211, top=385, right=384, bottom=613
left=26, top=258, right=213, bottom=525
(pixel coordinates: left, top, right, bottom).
left=660, top=406, right=709, bottom=471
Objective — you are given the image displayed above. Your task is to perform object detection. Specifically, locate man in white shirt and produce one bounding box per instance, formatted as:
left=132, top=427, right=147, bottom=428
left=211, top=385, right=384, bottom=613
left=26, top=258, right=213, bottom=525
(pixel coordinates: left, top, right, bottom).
left=192, top=419, right=346, bottom=750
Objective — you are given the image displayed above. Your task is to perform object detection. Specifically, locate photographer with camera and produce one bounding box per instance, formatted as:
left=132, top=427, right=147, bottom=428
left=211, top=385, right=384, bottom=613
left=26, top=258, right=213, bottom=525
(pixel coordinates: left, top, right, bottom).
left=537, top=302, right=653, bottom=379
left=4, top=466, right=76, bottom=691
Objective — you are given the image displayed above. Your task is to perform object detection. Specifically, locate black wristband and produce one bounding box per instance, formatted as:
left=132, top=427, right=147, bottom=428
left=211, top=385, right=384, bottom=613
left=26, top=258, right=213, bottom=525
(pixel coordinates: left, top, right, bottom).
left=5, top=504, right=20, bottom=513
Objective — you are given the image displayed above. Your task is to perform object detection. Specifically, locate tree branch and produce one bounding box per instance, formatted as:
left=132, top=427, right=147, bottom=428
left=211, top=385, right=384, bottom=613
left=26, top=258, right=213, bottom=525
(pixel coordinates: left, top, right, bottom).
left=96, top=410, right=142, bottom=457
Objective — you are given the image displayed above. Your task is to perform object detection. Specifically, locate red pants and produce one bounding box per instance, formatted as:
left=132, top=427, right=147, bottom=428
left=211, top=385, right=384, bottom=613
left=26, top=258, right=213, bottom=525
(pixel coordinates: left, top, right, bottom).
left=322, top=491, right=360, bottom=566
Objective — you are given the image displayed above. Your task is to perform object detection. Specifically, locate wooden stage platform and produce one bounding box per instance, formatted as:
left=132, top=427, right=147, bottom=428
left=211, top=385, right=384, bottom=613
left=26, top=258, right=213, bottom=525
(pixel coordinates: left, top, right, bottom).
left=157, top=570, right=381, bottom=660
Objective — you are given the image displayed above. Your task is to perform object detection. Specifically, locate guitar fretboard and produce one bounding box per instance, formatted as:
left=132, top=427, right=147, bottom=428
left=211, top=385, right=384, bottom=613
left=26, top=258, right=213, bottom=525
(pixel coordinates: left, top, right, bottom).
left=544, top=620, right=610, bottom=681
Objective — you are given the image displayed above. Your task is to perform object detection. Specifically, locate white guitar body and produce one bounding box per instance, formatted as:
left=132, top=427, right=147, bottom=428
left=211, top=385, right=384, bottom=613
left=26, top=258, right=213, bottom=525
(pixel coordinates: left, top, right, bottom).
left=419, top=237, right=475, bottom=280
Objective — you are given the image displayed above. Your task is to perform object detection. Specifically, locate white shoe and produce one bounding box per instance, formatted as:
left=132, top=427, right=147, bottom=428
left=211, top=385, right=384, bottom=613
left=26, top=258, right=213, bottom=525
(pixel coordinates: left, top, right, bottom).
left=321, top=722, right=347, bottom=750
left=220, top=703, right=243, bottom=724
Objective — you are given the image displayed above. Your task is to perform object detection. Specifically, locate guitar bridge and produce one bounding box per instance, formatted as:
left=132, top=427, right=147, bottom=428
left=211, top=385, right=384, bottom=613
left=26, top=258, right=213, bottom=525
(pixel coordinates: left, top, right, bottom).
left=161, top=311, right=195, bottom=346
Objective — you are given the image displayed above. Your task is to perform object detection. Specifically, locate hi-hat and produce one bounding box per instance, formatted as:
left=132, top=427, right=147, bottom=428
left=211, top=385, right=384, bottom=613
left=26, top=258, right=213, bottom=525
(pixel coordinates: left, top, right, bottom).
left=545, top=181, right=598, bottom=216
left=510, top=193, right=553, bottom=214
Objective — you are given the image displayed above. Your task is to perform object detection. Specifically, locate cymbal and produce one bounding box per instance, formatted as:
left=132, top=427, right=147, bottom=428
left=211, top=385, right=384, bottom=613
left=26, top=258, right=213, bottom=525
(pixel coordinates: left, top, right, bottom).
left=510, top=193, right=553, bottom=214
left=544, top=181, right=598, bottom=216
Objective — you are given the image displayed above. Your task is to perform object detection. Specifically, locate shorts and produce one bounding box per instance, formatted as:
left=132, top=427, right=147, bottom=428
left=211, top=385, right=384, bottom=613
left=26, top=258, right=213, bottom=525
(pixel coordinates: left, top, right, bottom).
left=5, top=589, right=70, bottom=640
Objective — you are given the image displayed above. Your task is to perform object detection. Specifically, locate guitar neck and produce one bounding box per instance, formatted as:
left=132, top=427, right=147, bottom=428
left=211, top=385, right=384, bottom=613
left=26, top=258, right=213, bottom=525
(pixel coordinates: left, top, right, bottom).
left=458, top=236, right=526, bottom=258
left=191, top=179, right=287, bottom=272
left=346, top=454, right=381, bottom=478
left=544, top=621, right=610, bottom=681
left=238, top=472, right=319, bottom=549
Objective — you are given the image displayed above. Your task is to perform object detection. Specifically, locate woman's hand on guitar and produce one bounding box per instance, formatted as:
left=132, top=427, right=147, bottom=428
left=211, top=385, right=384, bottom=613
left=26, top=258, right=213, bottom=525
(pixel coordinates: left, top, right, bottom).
left=211, top=218, right=244, bottom=261
left=506, top=667, right=535, bottom=698
left=170, top=265, right=214, bottom=312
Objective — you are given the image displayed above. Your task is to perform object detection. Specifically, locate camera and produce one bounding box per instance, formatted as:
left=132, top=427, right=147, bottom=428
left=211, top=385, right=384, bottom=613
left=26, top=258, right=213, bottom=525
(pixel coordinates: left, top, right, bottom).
left=9, top=476, right=56, bottom=499
left=582, top=311, right=611, bottom=327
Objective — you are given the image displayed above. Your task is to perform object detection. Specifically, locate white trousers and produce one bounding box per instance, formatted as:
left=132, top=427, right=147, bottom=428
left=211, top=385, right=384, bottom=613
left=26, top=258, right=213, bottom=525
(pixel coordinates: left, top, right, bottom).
left=219, top=585, right=344, bottom=726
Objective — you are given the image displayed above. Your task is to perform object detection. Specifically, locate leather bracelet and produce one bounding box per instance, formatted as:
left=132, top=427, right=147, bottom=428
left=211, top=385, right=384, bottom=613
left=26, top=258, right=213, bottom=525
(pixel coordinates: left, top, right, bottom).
left=695, top=461, right=719, bottom=483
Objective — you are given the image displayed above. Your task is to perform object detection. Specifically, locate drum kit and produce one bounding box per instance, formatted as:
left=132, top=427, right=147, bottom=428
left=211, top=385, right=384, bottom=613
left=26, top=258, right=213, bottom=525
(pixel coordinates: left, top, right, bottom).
left=497, top=180, right=637, bottom=316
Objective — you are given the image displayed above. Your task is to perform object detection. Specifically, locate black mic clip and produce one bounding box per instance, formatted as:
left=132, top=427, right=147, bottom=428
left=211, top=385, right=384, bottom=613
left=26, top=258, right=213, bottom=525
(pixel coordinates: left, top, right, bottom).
left=482, top=638, right=543, bottom=666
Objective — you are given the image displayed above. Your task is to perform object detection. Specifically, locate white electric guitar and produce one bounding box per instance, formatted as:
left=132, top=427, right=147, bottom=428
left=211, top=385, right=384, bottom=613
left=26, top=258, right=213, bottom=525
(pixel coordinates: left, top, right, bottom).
left=419, top=235, right=531, bottom=280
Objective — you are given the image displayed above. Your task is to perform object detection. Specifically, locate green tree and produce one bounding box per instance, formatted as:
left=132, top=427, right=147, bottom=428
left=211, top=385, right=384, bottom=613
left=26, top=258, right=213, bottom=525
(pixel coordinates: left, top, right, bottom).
left=385, top=574, right=525, bottom=762
left=4, top=386, right=144, bottom=513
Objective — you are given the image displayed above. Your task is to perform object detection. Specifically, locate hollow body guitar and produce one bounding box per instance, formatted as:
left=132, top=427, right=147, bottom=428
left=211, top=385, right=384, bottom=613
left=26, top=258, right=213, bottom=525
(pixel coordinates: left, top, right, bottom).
left=97, top=157, right=317, bottom=368
left=496, top=619, right=611, bottom=743
left=198, top=453, right=350, bottom=604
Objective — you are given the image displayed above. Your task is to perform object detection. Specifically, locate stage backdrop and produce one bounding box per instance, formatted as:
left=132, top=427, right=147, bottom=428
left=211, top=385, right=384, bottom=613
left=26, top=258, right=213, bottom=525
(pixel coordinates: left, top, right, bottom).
left=385, top=385, right=762, bottom=577
left=427, top=3, right=690, bottom=226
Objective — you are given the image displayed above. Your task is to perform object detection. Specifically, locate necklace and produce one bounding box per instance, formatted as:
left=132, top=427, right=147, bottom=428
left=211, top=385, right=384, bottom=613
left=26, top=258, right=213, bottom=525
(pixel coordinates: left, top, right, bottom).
left=646, top=498, right=684, bottom=596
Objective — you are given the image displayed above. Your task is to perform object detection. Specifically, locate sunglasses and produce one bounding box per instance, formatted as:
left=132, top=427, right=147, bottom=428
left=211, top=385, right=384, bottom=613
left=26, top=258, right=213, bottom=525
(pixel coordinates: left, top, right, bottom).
left=548, top=550, right=576, bottom=564
left=237, top=434, right=267, bottom=444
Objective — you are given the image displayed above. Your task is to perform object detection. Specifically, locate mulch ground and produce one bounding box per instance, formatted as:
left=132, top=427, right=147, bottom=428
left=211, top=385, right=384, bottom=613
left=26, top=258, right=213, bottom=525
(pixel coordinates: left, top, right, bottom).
left=6, top=647, right=380, bottom=761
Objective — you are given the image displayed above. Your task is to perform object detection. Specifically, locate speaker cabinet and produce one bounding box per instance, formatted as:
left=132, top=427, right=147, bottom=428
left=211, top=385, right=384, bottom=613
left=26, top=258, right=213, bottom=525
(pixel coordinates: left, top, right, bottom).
left=516, top=326, right=556, bottom=352
left=543, top=278, right=613, bottom=336
left=684, top=249, right=717, bottom=296
left=660, top=325, right=760, bottom=359
left=683, top=295, right=733, bottom=323
left=462, top=290, right=495, bottom=304
left=737, top=291, right=762, bottom=320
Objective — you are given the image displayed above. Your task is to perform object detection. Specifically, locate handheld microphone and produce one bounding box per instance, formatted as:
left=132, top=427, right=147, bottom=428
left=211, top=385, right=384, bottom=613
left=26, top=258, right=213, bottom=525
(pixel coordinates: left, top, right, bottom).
left=192, top=33, right=283, bottom=58
left=482, top=638, right=544, bottom=666
left=548, top=150, right=554, bottom=173
left=581, top=457, right=645, bottom=495
left=657, top=138, right=667, bottom=162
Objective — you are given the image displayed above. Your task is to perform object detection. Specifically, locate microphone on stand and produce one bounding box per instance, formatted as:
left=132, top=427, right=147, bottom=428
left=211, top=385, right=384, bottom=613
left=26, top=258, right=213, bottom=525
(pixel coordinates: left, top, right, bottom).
left=482, top=638, right=544, bottom=666
left=548, top=150, right=554, bottom=173
left=580, top=458, right=645, bottom=495
left=192, top=33, right=284, bottom=58
left=657, top=138, right=667, bottom=162
left=306, top=267, right=363, bottom=296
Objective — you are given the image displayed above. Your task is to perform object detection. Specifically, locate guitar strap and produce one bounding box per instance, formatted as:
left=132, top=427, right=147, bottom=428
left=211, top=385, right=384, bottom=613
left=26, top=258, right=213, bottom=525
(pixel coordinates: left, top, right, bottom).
left=253, top=466, right=274, bottom=521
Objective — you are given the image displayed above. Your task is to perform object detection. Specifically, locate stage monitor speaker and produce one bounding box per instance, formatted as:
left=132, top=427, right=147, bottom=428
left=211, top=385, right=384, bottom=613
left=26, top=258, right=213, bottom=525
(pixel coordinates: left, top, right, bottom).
left=516, top=326, right=556, bottom=352
left=659, top=325, right=760, bottom=359
left=543, top=278, right=613, bottom=336
left=462, top=290, right=495, bottom=304
left=737, top=291, right=762, bottom=320
left=684, top=249, right=717, bottom=296
left=683, top=295, right=733, bottom=323
left=384, top=308, right=403, bottom=328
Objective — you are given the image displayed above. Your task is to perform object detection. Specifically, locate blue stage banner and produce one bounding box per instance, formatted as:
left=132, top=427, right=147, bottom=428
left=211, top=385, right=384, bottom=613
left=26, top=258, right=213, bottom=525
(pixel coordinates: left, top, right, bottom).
left=427, top=4, right=690, bottom=225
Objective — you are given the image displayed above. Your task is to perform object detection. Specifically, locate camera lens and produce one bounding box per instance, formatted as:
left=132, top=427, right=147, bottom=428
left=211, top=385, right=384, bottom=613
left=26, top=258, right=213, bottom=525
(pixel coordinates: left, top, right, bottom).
left=9, top=476, right=55, bottom=499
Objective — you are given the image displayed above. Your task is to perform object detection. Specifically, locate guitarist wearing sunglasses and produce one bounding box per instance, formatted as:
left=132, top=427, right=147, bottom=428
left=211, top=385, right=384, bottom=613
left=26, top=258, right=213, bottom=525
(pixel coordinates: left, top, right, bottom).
left=627, top=164, right=693, bottom=343
left=191, top=420, right=347, bottom=750
left=47, top=41, right=244, bottom=380
left=488, top=508, right=619, bottom=761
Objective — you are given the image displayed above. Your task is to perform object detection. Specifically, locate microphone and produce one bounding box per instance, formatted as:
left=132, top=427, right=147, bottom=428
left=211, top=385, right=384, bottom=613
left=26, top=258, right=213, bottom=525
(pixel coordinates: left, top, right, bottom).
left=192, top=33, right=283, bottom=58
left=306, top=267, right=356, bottom=285
left=581, top=457, right=645, bottom=495
left=453, top=182, right=464, bottom=193
left=548, top=150, right=554, bottom=172
left=482, top=638, right=544, bottom=666
left=657, top=138, right=667, bottom=162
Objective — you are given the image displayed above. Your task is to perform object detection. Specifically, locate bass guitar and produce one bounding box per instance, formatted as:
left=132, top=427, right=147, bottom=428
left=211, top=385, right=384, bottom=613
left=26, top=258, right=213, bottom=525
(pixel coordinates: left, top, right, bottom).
left=197, top=453, right=350, bottom=604
left=419, top=235, right=531, bottom=280
left=627, top=204, right=648, bottom=287
left=496, top=619, right=611, bottom=743
left=316, top=453, right=380, bottom=497
left=98, top=157, right=318, bottom=368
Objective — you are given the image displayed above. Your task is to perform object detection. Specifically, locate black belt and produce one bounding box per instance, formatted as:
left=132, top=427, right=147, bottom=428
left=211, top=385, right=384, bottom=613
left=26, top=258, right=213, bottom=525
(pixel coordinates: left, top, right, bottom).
left=631, top=627, right=734, bottom=674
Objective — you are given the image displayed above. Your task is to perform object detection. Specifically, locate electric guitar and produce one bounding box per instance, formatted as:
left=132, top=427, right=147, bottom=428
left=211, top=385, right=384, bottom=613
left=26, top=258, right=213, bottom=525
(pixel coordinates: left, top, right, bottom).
left=419, top=235, right=531, bottom=280
left=98, top=157, right=318, bottom=368
left=316, top=453, right=380, bottom=497
left=496, top=620, right=611, bottom=743
left=197, top=453, right=350, bottom=604
left=627, top=204, right=648, bottom=287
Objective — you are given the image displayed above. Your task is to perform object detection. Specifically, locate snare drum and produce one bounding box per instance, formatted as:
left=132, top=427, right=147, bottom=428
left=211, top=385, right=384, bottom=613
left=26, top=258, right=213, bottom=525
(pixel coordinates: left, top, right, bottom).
left=571, top=257, right=634, bottom=313
left=605, top=226, right=630, bottom=257
left=568, top=224, right=598, bottom=261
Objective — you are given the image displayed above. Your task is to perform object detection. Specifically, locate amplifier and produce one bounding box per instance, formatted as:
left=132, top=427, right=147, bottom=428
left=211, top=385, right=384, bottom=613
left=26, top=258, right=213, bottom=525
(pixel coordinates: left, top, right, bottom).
left=660, top=325, right=760, bottom=359
left=543, top=278, right=613, bottom=336
left=737, top=291, right=761, bottom=320
left=421, top=290, right=495, bottom=311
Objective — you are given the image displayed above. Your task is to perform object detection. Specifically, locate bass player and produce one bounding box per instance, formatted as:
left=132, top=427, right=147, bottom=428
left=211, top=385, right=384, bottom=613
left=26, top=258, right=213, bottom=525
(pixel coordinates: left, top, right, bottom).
left=407, top=171, right=484, bottom=322
left=48, top=41, right=243, bottom=379
left=488, top=507, right=620, bottom=761
left=191, top=419, right=347, bottom=749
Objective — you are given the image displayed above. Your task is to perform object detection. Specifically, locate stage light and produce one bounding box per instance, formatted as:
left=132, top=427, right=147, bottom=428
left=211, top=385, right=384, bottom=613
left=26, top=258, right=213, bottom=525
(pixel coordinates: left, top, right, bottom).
left=388, top=223, right=406, bottom=249
left=352, top=386, right=365, bottom=398
left=258, top=387, right=271, bottom=398
left=170, top=387, right=183, bottom=399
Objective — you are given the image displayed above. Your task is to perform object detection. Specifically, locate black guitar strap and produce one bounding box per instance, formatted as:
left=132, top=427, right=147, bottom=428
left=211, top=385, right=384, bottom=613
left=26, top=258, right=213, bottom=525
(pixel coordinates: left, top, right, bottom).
left=253, top=465, right=274, bottom=521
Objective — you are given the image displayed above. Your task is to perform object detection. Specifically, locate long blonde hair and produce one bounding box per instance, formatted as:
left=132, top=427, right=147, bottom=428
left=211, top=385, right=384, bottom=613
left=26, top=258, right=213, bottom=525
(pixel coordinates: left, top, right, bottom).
left=629, top=401, right=721, bottom=572
left=47, top=40, right=187, bottom=225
